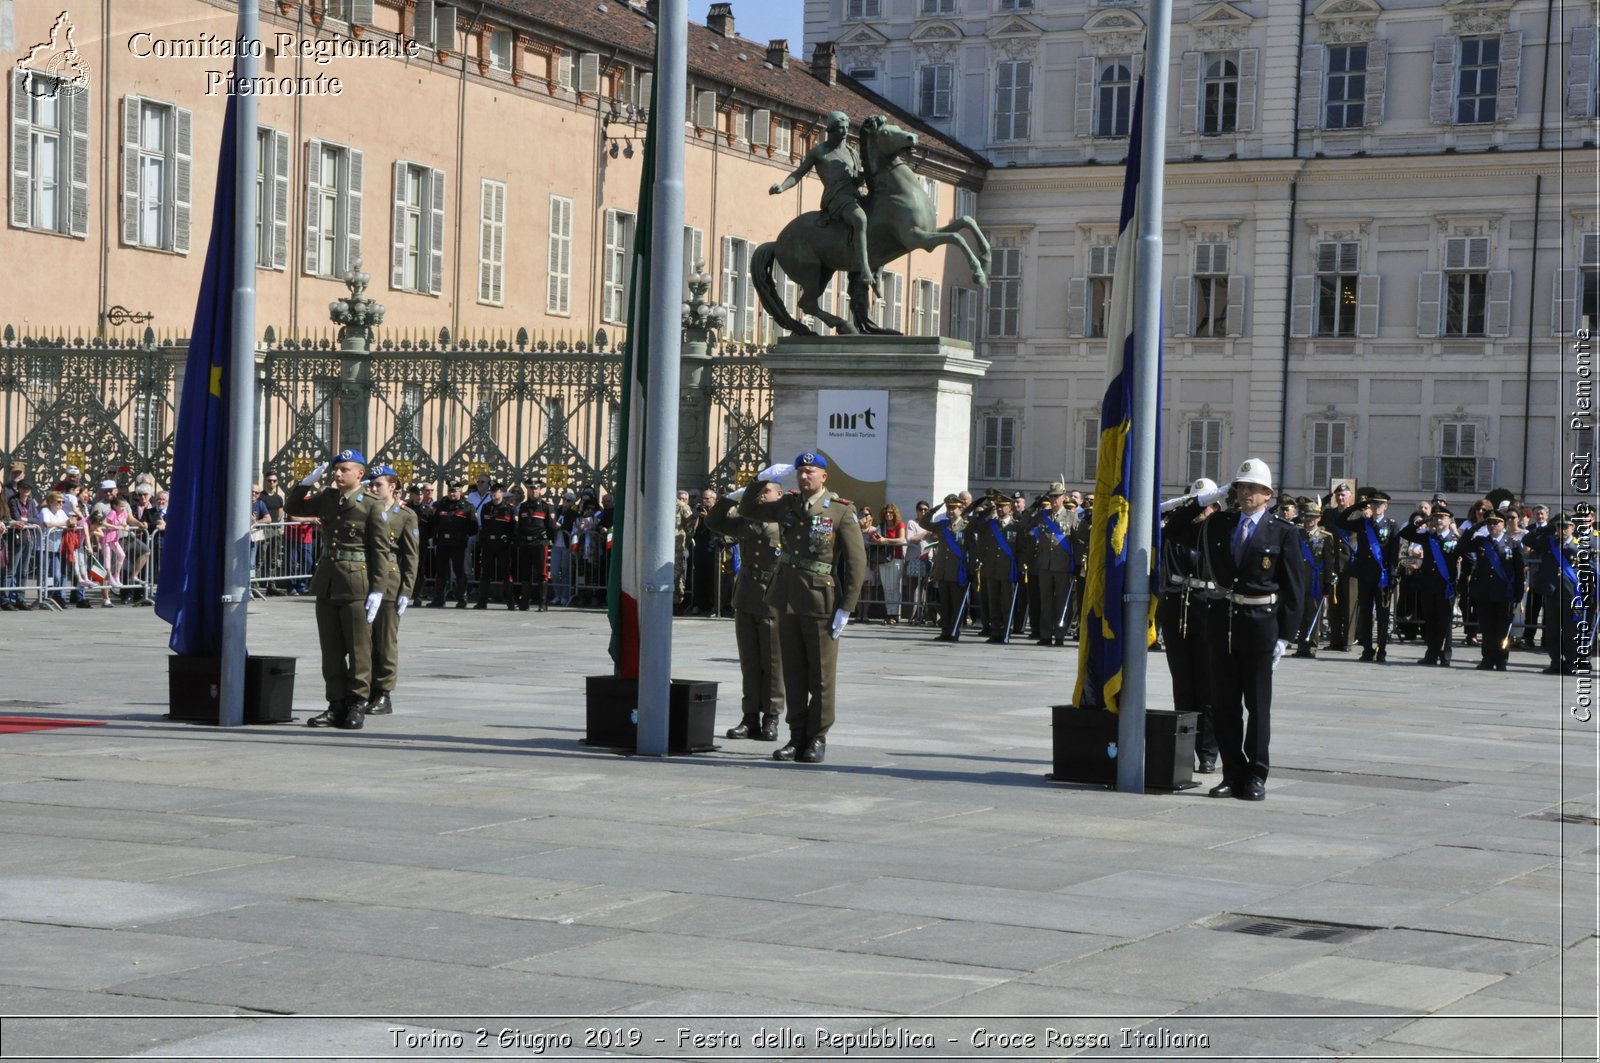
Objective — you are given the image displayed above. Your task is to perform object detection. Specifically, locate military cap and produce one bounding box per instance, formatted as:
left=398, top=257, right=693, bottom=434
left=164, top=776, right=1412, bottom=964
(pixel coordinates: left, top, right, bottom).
left=1553, top=511, right=1575, bottom=526
left=1046, top=481, right=1068, bottom=496
left=333, top=448, right=367, bottom=466
left=405, top=484, right=422, bottom=494
left=943, top=493, right=961, bottom=506
left=490, top=481, right=507, bottom=492
left=794, top=451, right=828, bottom=469
left=1483, top=510, right=1506, bottom=523
left=1430, top=506, right=1453, bottom=519
left=1300, top=498, right=1323, bottom=516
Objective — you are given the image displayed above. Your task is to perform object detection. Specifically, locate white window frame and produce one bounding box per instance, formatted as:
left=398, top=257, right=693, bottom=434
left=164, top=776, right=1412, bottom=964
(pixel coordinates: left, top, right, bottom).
left=1309, top=420, right=1350, bottom=487
left=682, top=224, right=705, bottom=299
left=1324, top=43, right=1367, bottom=129
left=921, top=0, right=956, bottom=14
left=955, top=187, right=978, bottom=222
left=602, top=208, right=636, bottom=324
left=1088, top=243, right=1116, bottom=339
left=478, top=178, right=505, bottom=305
left=950, top=285, right=979, bottom=342
left=847, top=0, right=882, bottom=18
left=721, top=235, right=756, bottom=342
left=774, top=117, right=793, bottom=156
left=1096, top=58, right=1134, bottom=138
left=1455, top=35, right=1499, bottom=124
left=980, top=413, right=1016, bottom=481
left=1191, top=243, right=1232, bottom=339
left=987, top=246, right=1022, bottom=337
left=11, top=71, right=89, bottom=238
left=1185, top=418, right=1223, bottom=484
left=912, top=278, right=942, bottom=337
left=993, top=60, right=1033, bottom=142
left=919, top=63, right=954, bottom=119
left=546, top=194, right=573, bottom=315
left=303, top=138, right=362, bottom=278
left=254, top=127, right=290, bottom=270
left=489, top=28, right=514, bottom=72
left=1438, top=421, right=1483, bottom=495
left=1202, top=53, right=1239, bottom=135
left=1443, top=235, right=1489, bottom=337
left=122, top=95, right=191, bottom=253
left=1315, top=240, right=1360, bottom=337
left=1081, top=415, right=1101, bottom=482
left=390, top=160, right=445, bottom=295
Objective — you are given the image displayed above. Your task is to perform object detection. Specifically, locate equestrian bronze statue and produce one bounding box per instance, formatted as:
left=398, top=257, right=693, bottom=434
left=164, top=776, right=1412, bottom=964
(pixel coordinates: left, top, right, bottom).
left=754, top=114, right=990, bottom=336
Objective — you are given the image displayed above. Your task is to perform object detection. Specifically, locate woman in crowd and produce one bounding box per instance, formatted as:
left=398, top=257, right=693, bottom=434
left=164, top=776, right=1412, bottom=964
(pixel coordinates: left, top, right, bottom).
left=873, top=503, right=909, bottom=625
left=101, top=494, right=129, bottom=598
left=857, top=505, right=880, bottom=621
left=38, top=490, right=70, bottom=605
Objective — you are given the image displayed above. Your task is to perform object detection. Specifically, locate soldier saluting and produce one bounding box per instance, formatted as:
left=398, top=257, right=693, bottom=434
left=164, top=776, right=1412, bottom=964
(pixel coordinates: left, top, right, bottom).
left=739, top=452, right=867, bottom=764
left=704, top=481, right=786, bottom=742
left=285, top=449, right=389, bottom=730
left=769, top=111, right=877, bottom=294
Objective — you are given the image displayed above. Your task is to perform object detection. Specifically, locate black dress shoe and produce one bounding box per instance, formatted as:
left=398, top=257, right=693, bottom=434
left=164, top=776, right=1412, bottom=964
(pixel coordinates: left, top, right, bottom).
left=1375, top=649, right=1387, bottom=663
left=797, top=737, right=826, bottom=763
left=1475, top=661, right=1494, bottom=670
left=333, top=706, right=365, bottom=730
left=456, top=600, right=468, bottom=609
left=1195, top=758, right=1217, bottom=774
left=1055, top=636, right=1067, bottom=647
left=1326, top=643, right=1348, bottom=652
left=773, top=737, right=805, bottom=762
left=758, top=719, right=780, bottom=742
left=1037, top=639, right=1052, bottom=646
left=1439, top=656, right=1452, bottom=666
left=306, top=704, right=343, bottom=727
left=473, top=602, right=488, bottom=610
left=1293, top=647, right=1313, bottom=658
left=725, top=721, right=757, bottom=739
left=364, top=693, right=393, bottom=715
left=1420, top=655, right=1437, bottom=665
left=1359, top=648, right=1376, bottom=661
left=1208, top=782, right=1236, bottom=798
left=1237, top=780, right=1266, bottom=801
left=1494, top=662, right=1507, bottom=671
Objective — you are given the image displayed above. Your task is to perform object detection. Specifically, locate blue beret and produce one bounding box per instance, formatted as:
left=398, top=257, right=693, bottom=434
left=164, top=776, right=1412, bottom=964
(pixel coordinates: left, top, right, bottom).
left=334, top=449, right=367, bottom=466
left=794, top=451, right=828, bottom=469
left=374, top=465, right=398, bottom=479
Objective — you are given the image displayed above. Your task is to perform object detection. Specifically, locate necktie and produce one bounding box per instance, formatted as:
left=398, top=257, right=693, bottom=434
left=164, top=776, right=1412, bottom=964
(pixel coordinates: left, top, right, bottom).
left=1232, top=516, right=1253, bottom=566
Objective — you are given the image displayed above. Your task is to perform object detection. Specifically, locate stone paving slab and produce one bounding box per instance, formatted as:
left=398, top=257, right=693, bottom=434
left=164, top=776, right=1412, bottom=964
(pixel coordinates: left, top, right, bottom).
left=0, top=921, right=283, bottom=991
left=0, top=872, right=261, bottom=930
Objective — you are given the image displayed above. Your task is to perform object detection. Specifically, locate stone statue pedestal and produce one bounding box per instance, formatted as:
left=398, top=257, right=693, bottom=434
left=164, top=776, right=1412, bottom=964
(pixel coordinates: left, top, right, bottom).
left=761, top=336, right=990, bottom=510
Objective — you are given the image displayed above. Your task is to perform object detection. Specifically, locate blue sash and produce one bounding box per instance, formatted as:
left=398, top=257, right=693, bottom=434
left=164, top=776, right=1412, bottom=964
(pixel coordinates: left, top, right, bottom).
left=1363, top=520, right=1389, bottom=590
left=731, top=543, right=741, bottom=575
left=1481, top=536, right=1510, bottom=589
left=1299, top=536, right=1323, bottom=601
left=1427, top=534, right=1454, bottom=600
left=987, top=518, right=1019, bottom=583
left=1551, top=538, right=1584, bottom=628
left=937, top=519, right=969, bottom=584
left=1038, top=514, right=1074, bottom=567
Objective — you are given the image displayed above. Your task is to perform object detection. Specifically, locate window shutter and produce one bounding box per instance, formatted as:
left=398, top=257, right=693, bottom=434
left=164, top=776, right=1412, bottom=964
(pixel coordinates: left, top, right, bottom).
left=10, top=71, right=31, bottom=228
left=1066, top=276, right=1087, bottom=337
left=271, top=128, right=290, bottom=268
left=62, top=85, right=88, bottom=236
left=1569, top=28, right=1597, bottom=118
left=428, top=167, right=445, bottom=295
left=1224, top=274, right=1246, bottom=337
left=1474, top=456, right=1497, bottom=493
left=1417, top=270, right=1443, bottom=337
left=1091, top=245, right=1115, bottom=275
left=1297, top=44, right=1324, bottom=130
left=173, top=107, right=192, bottom=253
left=490, top=181, right=505, bottom=303
left=1429, top=36, right=1456, bottom=125
left=348, top=0, right=374, bottom=24
left=1075, top=56, right=1096, bottom=136
left=1289, top=275, right=1314, bottom=337
left=1364, top=39, right=1388, bottom=126
left=304, top=138, right=322, bottom=274
left=1553, top=267, right=1580, bottom=336
left=1495, top=30, right=1521, bottom=122
left=1356, top=273, right=1381, bottom=338
left=1179, top=51, right=1200, bottom=134
left=1236, top=48, right=1259, bottom=132
left=930, top=282, right=940, bottom=336
left=577, top=52, right=600, bottom=95
left=751, top=107, right=770, bottom=146
left=695, top=90, right=716, bottom=128
left=413, top=0, right=435, bottom=48
left=1485, top=269, right=1512, bottom=337
left=721, top=234, right=734, bottom=311
left=390, top=160, right=407, bottom=288
left=636, top=72, right=653, bottom=113
left=1417, top=456, right=1440, bottom=492
left=742, top=248, right=756, bottom=340
left=1172, top=275, right=1192, bottom=336
left=121, top=95, right=141, bottom=246
left=434, top=5, right=456, bottom=50
left=344, top=147, right=363, bottom=273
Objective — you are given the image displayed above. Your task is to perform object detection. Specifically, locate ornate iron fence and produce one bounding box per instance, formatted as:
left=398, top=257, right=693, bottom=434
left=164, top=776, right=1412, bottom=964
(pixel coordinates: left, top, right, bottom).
left=1, top=326, right=771, bottom=492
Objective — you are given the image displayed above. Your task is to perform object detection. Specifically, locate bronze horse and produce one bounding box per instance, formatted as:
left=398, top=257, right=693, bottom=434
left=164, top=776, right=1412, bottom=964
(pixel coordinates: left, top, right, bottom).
left=752, top=116, right=991, bottom=336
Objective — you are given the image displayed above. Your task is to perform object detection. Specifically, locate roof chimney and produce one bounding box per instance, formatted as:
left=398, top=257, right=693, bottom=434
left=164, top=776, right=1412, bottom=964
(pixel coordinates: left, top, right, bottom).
left=810, top=41, right=838, bottom=86
left=766, top=39, right=788, bottom=69
left=706, top=3, right=734, bottom=38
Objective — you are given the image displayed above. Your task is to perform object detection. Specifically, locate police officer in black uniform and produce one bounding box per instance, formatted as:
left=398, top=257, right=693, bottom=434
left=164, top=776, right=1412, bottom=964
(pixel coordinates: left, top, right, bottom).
left=1159, top=477, right=1224, bottom=773
left=1340, top=489, right=1400, bottom=663
left=428, top=483, right=478, bottom=608
left=1200, top=459, right=1306, bottom=802
left=515, top=483, right=560, bottom=611
left=1320, top=480, right=1359, bottom=651
left=1460, top=509, right=1524, bottom=670
left=475, top=483, right=518, bottom=609
left=1397, top=505, right=1461, bottom=666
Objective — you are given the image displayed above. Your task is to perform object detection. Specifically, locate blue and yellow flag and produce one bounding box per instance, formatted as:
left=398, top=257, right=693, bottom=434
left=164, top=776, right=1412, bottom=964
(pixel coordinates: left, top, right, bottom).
left=1073, top=79, right=1163, bottom=712
left=155, top=89, right=239, bottom=656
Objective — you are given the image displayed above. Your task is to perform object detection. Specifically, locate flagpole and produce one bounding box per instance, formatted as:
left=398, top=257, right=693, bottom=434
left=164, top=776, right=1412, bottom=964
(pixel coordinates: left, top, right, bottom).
left=1117, top=0, right=1172, bottom=793
left=220, top=0, right=260, bottom=728
left=635, top=0, right=687, bottom=755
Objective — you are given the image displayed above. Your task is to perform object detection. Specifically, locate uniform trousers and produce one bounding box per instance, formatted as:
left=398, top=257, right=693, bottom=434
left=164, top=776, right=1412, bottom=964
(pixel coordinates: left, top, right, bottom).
left=983, top=577, right=1018, bottom=639
left=1158, top=592, right=1217, bottom=760
left=432, top=544, right=467, bottom=605
left=1205, top=602, right=1277, bottom=787
left=1476, top=600, right=1515, bottom=665
left=936, top=579, right=969, bottom=637
left=1296, top=589, right=1322, bottom=652
left=1024, top=573, right=1041, bottom=636
left=516, top=543, right=551, bottom=606
left=776, top=611, right=838, bottom=740
left=371, top=600, right=401, bottom=695
left=315, top=599, right=373, bottom=704
left=734, top=609, right=784, bottom=728
left=1354, top=578, right=1391, bottom=651
left=1327, top=573, right=1358, bottom=647
left=1035, top=569, right=1072, bottom=643
left=1542, top=591, right=1578, bottom=670
left=1419, top=591, right=1455, bottom=662
left=477, top=542, right=514, bottom=605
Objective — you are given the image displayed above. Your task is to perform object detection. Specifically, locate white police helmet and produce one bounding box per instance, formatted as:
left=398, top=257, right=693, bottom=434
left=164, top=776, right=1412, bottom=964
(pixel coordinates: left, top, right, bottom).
left=1189, top=477, right=1218, bottom=495
left=1232, top=458, right=1275, bottom=494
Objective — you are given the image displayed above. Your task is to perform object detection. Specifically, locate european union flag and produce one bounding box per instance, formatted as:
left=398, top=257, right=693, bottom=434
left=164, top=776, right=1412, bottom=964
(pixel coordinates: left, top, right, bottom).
left=155, top=91, right=239, bottom=656
left=1073, top=79, right=1163, bottom=713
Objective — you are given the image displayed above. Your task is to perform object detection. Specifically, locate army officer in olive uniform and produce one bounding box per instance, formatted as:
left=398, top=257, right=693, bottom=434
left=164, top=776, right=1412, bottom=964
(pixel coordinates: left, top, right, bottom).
left=739, top=451, right=867, bottom=764
left=704, top=482, right=785, bottom=742
left=285, top=449, right=390, bottom=730
left=366, top=465, right=419, bottom=716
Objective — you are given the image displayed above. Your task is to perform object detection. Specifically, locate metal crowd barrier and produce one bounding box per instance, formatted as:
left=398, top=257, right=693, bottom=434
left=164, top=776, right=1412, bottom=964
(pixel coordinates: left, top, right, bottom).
left=247, top=519, right=322, bottom=596
left=0, top=524, right=47, bottom=609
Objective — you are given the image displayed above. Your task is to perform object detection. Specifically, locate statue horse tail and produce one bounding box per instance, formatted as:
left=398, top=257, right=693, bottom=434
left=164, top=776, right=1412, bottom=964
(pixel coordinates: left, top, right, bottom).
left=751, top=241, right=808, bottom=337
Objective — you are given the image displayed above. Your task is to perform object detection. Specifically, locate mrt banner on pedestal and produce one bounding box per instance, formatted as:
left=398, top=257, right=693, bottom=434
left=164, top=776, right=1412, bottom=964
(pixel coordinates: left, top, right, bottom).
left=817, top=389, right=888, bottom=511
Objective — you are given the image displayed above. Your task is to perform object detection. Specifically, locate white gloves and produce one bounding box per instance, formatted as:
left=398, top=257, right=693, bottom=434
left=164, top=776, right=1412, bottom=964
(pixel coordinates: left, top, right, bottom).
left=395, top=595, right=409, bottom=616
left=1272, top=638, right=1288, bottom=671
left=299, top=462, right=328, bottom=487
left=1196, top=485, right=1230, bottom=507
left=1473, top=525, right=1489, bottom=537
left=365, top=591, right=382, bottom=623
left=726, top=487, right=746, bottom=502
left=830, top=608, right=850, bottom=640
left=756, top=463, right=795, bottom=484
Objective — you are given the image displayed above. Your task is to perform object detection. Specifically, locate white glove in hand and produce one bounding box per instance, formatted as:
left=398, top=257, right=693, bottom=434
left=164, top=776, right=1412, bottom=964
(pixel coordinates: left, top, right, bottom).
left=755, top=462, right=795, bottom=484
left=1196, top=485, right=1230, bottom=507
left=299, top=462, right=329, bottom=488
left=1271, top=638, right=1289, bottom=671
left=830, top=608, right=850, bottom=640
left=726, top=487, right=746, bottom=502
left=395, top=595, right=409, bottom=616
left=1473, top=525, right=1489, bottom=537
left=365, top=591, right=383, bottom=623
